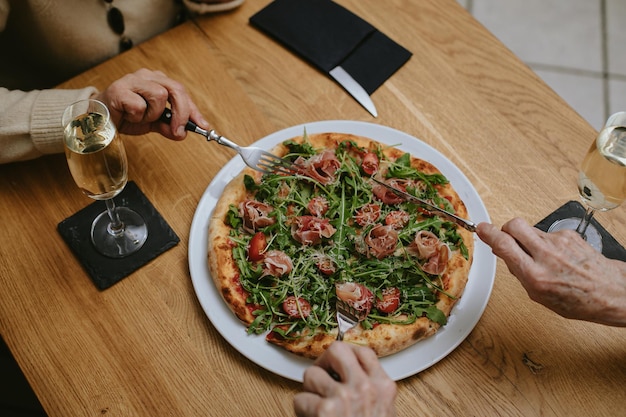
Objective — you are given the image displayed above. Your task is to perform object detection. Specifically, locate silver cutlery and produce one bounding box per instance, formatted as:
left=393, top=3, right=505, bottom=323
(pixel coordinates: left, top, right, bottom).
left=160, top=109, right=294, bottom=175
left=335, top=298, right=368, bottom=341
left=371, top=177, right=477, bottom=232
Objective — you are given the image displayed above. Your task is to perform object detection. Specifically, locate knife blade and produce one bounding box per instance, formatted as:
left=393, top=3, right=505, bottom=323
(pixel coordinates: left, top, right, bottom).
left=329, top=66, right=377, bottom=117
left=371, top=178, right=477, bottom=232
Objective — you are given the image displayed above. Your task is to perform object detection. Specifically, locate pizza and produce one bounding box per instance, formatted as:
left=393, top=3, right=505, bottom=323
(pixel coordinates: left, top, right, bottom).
left=207, top=132, right=474, bottom=359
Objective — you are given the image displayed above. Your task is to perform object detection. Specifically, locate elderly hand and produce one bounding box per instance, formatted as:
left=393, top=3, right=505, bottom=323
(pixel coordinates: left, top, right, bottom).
left=477, top=218, right=626, bottom=326
left=294, top=342, right=397, bottom=417
left=93, top=68, right=209, bottom=141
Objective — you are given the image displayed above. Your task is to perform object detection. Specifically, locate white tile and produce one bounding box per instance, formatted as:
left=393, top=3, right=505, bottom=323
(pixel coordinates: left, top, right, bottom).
left=472, top=0, right=603, bottom=73
left=606, top=0, right=626, bottom=76
left=531, top=67, right=605, bottom=130
left=608, top=78, right=626, bottom=115
left=455, top=0, right=470, bottom=9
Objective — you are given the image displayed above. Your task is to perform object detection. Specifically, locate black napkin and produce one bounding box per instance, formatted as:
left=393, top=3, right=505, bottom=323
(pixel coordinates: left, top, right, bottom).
left=57, top=181, right=180, bottom=290
left=535, top=200, right=626, bottom=261
left=249, top=0, right=412, bottom=94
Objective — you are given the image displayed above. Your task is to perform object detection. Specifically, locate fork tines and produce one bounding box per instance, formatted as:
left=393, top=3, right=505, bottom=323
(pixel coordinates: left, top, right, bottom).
left=257, top=153, right=300, bottom=175
left=335, top=299, right=368, bottom=341
left=336, top=299, right=361, bottom=321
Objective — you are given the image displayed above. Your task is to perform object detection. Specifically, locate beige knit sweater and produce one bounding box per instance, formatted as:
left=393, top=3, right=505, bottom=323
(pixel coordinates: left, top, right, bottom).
left=0, top=0, right=243, bottom=164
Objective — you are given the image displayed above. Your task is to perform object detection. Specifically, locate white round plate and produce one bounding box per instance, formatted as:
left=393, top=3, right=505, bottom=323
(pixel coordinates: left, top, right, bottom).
left=188, top=120, right=496, bottom=382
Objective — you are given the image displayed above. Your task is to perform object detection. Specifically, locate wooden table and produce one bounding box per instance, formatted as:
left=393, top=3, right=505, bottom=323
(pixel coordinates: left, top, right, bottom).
left=2, top=0, right=625, bottom=415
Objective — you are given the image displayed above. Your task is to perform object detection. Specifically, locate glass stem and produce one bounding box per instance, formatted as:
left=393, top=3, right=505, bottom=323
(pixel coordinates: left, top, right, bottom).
left=105, top=198, right=125, bottom=237
left=576, top=206, right=596, bottom=238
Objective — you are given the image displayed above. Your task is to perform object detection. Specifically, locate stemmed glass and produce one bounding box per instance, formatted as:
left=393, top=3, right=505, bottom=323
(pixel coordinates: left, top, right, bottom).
left=62, top=99, right=148, bottom=258
left=548, top=112, right=626, bottom=251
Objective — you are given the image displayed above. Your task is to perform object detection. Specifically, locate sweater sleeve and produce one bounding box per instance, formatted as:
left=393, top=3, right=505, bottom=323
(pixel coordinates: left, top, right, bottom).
left=0, top=86, right=98, bottom=164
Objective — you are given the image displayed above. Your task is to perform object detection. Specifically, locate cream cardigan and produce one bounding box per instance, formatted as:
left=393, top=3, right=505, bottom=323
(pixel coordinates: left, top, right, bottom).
left=0, top=0, right=243, bottom=164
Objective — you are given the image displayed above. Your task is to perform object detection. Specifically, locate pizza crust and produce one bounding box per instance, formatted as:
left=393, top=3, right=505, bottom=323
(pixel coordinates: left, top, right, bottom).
left=207, top=166, right=259, bottom=324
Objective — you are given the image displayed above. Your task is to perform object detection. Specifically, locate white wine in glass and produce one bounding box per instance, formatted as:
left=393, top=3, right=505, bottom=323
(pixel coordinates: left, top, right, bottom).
left=63, top=99, right=148, bottom=258
left=548, top=112, right=626, bottom=251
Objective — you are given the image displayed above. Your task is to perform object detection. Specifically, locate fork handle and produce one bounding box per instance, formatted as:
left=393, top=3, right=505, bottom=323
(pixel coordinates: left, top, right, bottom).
left=159, top=108, right=199, bottom=133
left=160, top=109, right=238, bottom=152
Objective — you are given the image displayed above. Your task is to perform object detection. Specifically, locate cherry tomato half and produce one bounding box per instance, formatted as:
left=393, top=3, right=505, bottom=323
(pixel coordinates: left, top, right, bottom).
left=247, top=232, right=267, bottom=262
left=375, top=287, right=401, bottom=314
left=282, top=296, right=311, bottom=318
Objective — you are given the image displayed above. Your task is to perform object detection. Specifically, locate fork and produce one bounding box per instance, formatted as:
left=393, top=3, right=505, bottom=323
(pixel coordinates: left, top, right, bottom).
left=160, top=109, right=296, bottom=175
left=335, top=298, right=368, bottom=341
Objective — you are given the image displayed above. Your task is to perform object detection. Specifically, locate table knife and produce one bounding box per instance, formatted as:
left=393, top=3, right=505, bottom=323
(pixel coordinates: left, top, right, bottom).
left=329, top=66, right=377, bottom=117
left=372, top=178, right=477, bottom=232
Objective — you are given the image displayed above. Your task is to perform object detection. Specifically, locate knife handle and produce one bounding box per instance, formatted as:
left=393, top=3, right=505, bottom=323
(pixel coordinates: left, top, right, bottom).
left=159, top=108, right=198, bottom=132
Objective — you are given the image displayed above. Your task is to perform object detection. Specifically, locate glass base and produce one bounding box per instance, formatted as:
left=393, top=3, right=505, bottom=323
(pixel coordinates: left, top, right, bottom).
left=547, top=217, right=603, bottom=252
left=91, top=207, right=148, bottom=258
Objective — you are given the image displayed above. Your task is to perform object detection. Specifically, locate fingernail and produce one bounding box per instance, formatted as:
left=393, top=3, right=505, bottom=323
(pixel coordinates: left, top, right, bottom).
left=177, top=126, right=185, bottom=137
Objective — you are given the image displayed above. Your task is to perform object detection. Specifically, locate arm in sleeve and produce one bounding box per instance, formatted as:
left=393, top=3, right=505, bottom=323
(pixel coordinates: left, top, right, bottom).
left=0, top=86, right=98, bottom=164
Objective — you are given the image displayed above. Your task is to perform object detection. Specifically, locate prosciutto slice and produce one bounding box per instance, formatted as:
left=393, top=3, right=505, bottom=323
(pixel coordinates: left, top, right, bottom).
left=336, top=282, right=374, bottom=314
left=263, top=250, right=293, bottom=277
left=413, top=230, right=440, bottom=259
left=239, top=200, right=275, bottom=234
left=364, top=225, right=398, bottom=259
left=372, top=182, right=405, bottom=205
left=295, top=150, right=340, bottom=185
left=413, top=230, right=450, bottom=275
left=291, top=215, right=336, bottom=245
left=372, top=178, right=425, bottom=205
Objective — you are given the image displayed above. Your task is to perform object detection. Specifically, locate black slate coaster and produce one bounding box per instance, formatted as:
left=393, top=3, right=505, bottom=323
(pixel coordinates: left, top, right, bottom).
left=58, top=181, right=179, bottom=290
left=535, top=200, right=626, bottom=261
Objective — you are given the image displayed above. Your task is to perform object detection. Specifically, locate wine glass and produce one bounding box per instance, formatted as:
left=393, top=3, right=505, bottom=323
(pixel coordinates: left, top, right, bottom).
left=62, top=99, right=148, bottom=258
left=548, top=112, right=626, bottom=251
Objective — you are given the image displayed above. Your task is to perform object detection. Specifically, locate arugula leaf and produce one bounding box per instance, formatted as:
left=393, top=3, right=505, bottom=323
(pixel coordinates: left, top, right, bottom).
left=387, top=153, right=449, bottom=189
left=243, top=174, right=259, bottom=192
left=283, top=139, right=316, bottom=159
left=226, top=205, right=242, bottom=229
left=425, top=306, right=447, bottom=325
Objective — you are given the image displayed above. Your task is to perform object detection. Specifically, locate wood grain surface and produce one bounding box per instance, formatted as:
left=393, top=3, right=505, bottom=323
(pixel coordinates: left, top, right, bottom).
left=1, top=0, right=625, bottom=416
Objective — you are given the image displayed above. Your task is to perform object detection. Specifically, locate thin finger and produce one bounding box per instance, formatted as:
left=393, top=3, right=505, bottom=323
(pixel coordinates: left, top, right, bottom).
left=301, top=365, right=337, bottom=398
left=141, top=70, right=193, bottom=133
left=137, top=69, right=210, bottom=133
left=501, top=218, right=548, bottom=255
left=352, top=345, right=383, bottom=376
left=477, top=221, right=538, bottom=278
left=313, top=342, right=363, bottom=382
left=293, top=392, right=322, bottom=417
left=477, top=221, right=532, bottom=263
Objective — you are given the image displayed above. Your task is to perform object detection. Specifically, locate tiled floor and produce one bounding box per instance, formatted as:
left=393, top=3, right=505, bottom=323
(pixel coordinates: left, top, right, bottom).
left=458, top=0, right=626, bottom=130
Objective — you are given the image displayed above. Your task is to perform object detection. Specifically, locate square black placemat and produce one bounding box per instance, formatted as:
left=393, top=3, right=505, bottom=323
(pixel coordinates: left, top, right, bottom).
left=57, top=181, right=179, bottom=290
left=535, top=200, right=626, bottom=261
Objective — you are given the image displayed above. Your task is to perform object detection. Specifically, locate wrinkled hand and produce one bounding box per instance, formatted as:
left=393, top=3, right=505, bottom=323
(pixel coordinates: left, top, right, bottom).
left=294, top=342, right=397, bottom=417
left=93, top=68, right=209, bottom=141
left=477, top=218, right=626, bottom=326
